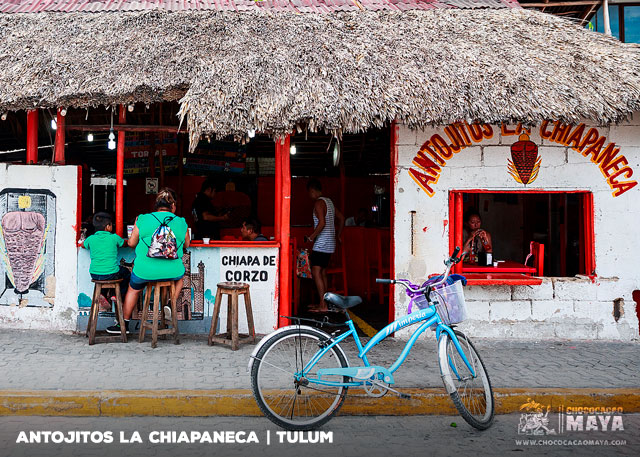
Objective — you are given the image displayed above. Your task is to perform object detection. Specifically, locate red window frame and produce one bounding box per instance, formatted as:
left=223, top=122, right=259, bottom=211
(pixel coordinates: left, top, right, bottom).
left=449, top=190, right=596, bottom=285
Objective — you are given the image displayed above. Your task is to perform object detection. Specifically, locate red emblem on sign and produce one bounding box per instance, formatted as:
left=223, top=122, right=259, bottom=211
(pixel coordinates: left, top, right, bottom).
left=508, top=133, right=541, bottom=185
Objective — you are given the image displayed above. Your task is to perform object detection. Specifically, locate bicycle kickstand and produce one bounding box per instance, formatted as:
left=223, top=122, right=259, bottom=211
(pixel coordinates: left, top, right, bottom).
left=370, top=380, right=412, bottom=400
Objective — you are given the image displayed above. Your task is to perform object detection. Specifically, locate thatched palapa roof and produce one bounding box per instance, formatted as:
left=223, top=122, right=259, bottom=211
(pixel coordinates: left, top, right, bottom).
left=0, top=2, right=639, bottom=147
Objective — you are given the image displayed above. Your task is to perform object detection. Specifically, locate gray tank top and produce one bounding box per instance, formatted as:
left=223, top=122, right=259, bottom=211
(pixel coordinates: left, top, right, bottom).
left=312, top=197, right=336, bottom=254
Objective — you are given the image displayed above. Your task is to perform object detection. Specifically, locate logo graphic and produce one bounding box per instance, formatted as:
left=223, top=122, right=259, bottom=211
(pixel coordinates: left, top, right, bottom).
left=508, top=133, right=542, bottom=185
left=518, top=398, right=557, bottom=435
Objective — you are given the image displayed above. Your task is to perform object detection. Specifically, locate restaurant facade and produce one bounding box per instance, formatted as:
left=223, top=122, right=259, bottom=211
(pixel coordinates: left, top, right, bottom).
left=0, top=2, right=639, bottom=340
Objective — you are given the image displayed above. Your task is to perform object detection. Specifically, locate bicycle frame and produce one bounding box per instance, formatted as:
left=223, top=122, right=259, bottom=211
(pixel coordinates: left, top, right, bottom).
left=298, top=303, right=476, bottom=388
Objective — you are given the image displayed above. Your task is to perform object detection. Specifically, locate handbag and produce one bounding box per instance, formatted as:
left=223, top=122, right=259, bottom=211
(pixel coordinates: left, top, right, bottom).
left=296, top=249, right=313, bottom=278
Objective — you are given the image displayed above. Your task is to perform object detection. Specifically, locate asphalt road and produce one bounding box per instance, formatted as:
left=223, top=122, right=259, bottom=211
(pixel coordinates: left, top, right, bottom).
left=0, top=414, right=638, bottom=457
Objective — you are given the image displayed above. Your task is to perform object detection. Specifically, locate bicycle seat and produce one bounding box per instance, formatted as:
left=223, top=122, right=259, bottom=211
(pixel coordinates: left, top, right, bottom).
left=323, top=292, right=362, bottom=309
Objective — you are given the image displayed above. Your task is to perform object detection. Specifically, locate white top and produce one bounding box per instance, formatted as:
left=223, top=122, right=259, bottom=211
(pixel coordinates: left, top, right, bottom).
left=312, top=197, right=336, bottom=254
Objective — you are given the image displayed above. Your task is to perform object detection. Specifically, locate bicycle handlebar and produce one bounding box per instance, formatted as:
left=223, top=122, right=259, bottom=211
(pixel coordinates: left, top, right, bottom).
left=375, top=279, right=395, bottom=284
left=376, top=247, right=462, bottom=293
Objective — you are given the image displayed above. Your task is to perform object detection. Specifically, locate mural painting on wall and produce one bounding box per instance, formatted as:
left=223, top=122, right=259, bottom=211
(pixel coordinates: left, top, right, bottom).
left=0, top=189, right=56, bottom=307
left=408, top=122, right=637, bottom=197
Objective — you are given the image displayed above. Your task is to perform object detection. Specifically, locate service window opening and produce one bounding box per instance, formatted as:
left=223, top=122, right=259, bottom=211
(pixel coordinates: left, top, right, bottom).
left=451, top=191, right=594, bottom=278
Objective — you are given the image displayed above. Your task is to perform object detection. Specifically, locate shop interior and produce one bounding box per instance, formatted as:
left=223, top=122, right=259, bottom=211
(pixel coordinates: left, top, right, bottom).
left=0, top=103, right=393, bottom=329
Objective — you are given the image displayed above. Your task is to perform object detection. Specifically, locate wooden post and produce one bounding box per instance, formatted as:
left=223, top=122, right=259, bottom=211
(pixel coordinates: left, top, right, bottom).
left=178, top=133, right=184, bottom=214
left=26, top=110, right=38, bottom=164
left=54, top=108, right=65, bottom=165
left=603, top=0, right=612, bottom=36
left=278, top=135, right=292, bottom=328
left=389, top=121, right=398, bottom=325
left=274, top=138, right=283, bottom=241
left=116, top=105, right=126, bottom=237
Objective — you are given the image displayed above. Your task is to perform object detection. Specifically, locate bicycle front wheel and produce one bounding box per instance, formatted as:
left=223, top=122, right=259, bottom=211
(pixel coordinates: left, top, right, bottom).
left=438, top=329, right=494, bottom=430
left=250, top=327, right=349, bottom=430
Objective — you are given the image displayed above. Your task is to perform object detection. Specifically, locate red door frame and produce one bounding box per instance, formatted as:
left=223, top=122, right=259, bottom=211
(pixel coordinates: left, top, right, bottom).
left=449, top=189, right=596, bottom=278
left=277, top=135, right=292, bottom=328
left=388, top=122, right=398, bottom=325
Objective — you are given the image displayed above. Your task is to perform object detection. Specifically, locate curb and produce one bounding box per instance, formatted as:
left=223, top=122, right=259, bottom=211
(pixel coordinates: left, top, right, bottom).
left=1, top=388, right=639, bottom=417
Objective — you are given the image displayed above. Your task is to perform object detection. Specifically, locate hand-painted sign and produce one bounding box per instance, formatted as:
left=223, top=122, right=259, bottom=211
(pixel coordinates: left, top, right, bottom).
left=508, top=133, right=541, bottom=185
left=408, top=122, right=637, bottom=197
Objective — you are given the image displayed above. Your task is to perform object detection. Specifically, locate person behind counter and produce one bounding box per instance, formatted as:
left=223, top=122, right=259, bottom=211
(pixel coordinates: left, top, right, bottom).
left=240, top=218, right=268, bottom=241
left=81, top=212, right=130, bottom=306
left=306, top=179, right=344, bottom=313
left=107, top=188, right=189, bottom=334
left=191, top=179, right=230, bottom=240
left=462, top=210, right=493, bottom=263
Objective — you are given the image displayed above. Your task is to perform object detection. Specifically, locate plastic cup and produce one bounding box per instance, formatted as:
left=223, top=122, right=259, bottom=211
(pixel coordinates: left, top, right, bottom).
left=203, top=238, right=210, bottom=244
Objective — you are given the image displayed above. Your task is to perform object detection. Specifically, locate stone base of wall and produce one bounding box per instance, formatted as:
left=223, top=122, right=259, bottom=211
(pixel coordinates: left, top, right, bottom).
left=396, top=278, right=639, bottom=341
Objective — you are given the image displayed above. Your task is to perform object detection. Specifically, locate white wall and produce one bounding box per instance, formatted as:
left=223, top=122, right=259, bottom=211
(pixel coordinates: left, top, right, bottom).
left=0, top=165, right=80, bottom=331
left=395, top=119, right=640, bottom=340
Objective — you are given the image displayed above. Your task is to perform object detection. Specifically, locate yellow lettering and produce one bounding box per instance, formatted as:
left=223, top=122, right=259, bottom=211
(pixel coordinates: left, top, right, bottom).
left=566, top=123, right=585, bottom=150
left=579, top=128, right=599, bottom=152
left=601, top=156, right=628, bottom=178
left=409, top=167, right=438, bottom=197
left=551, top=122, right=571, bottom=144
left=412, top=151, right=442, bottom=177
left=418, top=140, right=446, bottom=166
left=431, top=134, right=453, bottom=159
left=501, top=124, right=517, bottom=136
left=583, top=136, right=605, bottom=162
left=467, top=123, right=484, bottom=142
left=597, top=143, right=621, bottom=171
left=540, top=121, right=553, bottom=139
left=444, top=126, right=464, bottom=153
left=612, top=180, right=638, bottom=197
left=482, top=124, right=494, bottom=139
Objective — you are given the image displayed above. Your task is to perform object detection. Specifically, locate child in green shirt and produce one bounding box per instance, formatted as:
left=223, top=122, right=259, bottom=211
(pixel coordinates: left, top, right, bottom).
left=82, top=212, right=130, bottom=318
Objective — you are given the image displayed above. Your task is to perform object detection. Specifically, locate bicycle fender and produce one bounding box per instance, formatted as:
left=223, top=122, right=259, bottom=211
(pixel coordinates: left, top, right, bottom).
left=247, top=325, right=350, bottom=373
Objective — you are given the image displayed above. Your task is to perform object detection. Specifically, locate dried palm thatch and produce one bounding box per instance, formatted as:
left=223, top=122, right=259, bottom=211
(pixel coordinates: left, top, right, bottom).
left=0, top=8, right=639, bottom=148
left=179, top=9, right=640, bottom=146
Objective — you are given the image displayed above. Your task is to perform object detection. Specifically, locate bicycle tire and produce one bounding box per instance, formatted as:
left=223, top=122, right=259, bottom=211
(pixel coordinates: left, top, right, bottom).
left=250, top=327, right=349, bottom=430
left=438, top=329, right=494, bottom=430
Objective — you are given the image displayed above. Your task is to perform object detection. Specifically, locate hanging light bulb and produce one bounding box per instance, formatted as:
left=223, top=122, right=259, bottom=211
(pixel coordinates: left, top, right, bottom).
left=87, top=133, right=94, bottom=142
left=290, top=144, right=297, bottom=155
left=248, top=129, right=256, bottom=138
left=108, top=128, right=116, bottom=150
left=1, top=113, right=7, bottom=121
left=50, top=119, right=57, bottom=130
left=60, top=108, right=67, bottom=117
left=127, top=104, right=135, bottom=112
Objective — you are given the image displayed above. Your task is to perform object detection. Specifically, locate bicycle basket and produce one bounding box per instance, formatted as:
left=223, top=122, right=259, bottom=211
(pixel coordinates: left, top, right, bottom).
left=433, top=280, right=468, bottom=325
left=410, top=294, right=429, bottom=312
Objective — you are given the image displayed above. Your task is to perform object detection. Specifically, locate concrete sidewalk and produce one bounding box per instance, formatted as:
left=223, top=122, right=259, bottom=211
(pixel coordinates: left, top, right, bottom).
left=0, top=329, right=638, bottom=416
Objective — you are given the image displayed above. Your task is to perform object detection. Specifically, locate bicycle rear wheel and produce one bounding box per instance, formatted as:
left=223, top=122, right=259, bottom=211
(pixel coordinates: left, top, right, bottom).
left=438, top=329, right=494, bottom=430
left=250, top=327, right=349, bottom=430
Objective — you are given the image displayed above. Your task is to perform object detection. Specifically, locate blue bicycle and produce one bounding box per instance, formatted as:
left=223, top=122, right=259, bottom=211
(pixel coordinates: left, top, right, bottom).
left=249, top=247, right=494, bottom=431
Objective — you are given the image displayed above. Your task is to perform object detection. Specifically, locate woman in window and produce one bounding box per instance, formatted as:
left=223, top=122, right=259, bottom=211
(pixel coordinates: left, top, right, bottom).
left=462, top=211, right=492, bottom=263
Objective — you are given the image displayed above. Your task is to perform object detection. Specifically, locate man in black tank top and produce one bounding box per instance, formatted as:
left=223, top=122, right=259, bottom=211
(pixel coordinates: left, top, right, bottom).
left=306, top=179, right=344, bottom=313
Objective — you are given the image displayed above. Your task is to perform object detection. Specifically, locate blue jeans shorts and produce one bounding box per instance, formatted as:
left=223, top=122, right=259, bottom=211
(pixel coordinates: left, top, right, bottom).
left=129, top=272, right=184, bottom=291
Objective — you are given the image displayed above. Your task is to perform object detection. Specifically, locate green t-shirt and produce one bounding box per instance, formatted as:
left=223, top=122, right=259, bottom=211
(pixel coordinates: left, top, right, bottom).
left=132, top=211, right=188, bottom=280
left=84, top=231, right=125, bottom=275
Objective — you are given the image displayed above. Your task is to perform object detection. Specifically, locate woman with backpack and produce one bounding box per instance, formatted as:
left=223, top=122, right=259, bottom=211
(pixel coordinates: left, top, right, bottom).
left=107, top=188, right=190, bottom=334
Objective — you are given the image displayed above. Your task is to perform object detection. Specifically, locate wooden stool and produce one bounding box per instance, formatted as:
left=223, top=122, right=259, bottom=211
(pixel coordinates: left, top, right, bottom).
left=139, top=281, right=180, bottom=348
left=208, top=282, right=256, bottom=351
left=86, top=279, right=126, bottom=345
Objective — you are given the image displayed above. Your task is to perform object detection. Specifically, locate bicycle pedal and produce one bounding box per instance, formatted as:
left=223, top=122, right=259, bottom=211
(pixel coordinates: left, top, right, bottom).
left=399, top=393, right=411, bottom=400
